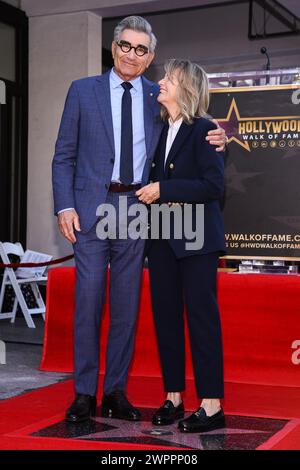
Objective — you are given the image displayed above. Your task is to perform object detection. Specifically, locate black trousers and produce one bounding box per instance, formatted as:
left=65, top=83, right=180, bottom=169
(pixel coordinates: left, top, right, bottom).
left=147, top=240, right=224, bottom=398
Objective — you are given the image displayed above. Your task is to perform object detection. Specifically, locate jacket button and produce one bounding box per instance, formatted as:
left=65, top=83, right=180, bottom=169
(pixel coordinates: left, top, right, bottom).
left=169, top=163, right=174, bottom=169
left=151, top=162, right=156, bottom=167
left=110, top=158, right=114, bottom=164
left=105, top=184, right=108, bottom=189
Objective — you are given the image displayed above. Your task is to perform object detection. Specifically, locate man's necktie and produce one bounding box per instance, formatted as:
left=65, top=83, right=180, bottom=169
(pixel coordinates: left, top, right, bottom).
left=120, top=82, right=133, bottom=185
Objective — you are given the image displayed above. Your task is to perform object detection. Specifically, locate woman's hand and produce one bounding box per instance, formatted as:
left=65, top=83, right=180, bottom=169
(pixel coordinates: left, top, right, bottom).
left=136, top=182, right=160, bottom=204
left=206, top=119, right=228, bottom=152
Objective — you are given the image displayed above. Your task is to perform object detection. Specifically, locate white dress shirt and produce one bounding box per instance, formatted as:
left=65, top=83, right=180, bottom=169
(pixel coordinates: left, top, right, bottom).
left=110, top=68, right=146, bottom=184
left=164, top=117, right=183, bottom=168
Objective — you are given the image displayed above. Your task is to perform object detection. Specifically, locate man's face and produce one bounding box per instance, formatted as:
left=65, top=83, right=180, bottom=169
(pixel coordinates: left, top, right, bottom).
left=112, top=29, right=155, bottom=81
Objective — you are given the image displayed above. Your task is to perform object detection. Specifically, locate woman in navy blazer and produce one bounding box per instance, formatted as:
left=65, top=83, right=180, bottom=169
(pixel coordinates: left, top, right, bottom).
left=136, top=59, right=226, bottom=433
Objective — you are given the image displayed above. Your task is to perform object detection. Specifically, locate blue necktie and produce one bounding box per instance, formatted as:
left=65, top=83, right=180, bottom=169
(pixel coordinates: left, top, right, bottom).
left=120, top=82, right=133, bottom=185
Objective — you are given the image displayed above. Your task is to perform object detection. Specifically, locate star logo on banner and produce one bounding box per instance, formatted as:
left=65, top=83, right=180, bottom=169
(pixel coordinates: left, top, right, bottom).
left=270, top=216, right=300, bottom=230
left=225, top=163, right=262, bottom=193
left=216, top=98, right=251, bottom=152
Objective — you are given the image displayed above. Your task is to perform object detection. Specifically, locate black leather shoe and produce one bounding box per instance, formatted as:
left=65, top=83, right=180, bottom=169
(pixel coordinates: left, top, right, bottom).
left=178, top=407, right=225, bottom=433
left=101, top=390, right=141, bottom=421
left=65, top=394, right=97, bottom=423
left=152, top=400, right=185, bottom=426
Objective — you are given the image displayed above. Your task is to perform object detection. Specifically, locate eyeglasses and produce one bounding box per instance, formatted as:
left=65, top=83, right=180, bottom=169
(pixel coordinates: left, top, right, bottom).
left=116, top=41, right=149, bottom=57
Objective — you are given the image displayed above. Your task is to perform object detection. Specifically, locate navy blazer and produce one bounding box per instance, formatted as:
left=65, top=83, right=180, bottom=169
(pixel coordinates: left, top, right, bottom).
left=148, top=117, right=226, bottom=258
left=52, top=69, right=163, bottom=233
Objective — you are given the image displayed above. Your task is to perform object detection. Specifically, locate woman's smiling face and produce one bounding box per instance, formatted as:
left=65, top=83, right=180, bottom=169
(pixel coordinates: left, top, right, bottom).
left=157, top=71, right=180, bottom=108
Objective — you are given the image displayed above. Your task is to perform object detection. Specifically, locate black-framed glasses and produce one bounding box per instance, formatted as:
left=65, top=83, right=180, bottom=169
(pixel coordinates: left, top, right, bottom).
left=116, top=40, right=149, bottom=57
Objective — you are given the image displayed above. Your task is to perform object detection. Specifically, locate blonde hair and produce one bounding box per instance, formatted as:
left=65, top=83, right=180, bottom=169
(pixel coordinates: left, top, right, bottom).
left=160, top=59, right=210, bottom=124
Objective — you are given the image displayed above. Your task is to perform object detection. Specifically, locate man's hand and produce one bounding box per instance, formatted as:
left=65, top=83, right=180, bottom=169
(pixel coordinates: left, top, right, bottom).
left=58, top=209, right=81, bottom=243
left=136, top=182, right=160, bottom=204
left=206, top=119, right=228, bottom=152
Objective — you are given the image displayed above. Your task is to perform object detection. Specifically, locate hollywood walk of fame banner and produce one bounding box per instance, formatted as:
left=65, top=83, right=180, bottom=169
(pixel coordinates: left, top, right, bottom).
left=209, top=84, right=300, bottom=260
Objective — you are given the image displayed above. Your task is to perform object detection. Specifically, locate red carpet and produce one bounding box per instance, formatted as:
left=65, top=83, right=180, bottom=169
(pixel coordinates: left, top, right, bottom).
left=0, top=377, right=300, bottom=450
left=41, top=268, right=300, bottom=387
left=8, top=267, right=294, bottom=450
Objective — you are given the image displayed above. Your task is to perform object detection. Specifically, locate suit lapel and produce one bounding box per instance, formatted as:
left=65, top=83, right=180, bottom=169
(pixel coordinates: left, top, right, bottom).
left=94, top=71, right=115, bottom=154
left=157, top=124, right=168, bottom=178
left=164, top=121, right=194, bottom=174
left=142, top=76, right=161, bottom=159
left=93, top=72, right=163, bottom=183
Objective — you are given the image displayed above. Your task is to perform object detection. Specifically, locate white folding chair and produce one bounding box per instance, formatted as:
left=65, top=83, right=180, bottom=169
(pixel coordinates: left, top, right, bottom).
left=0, top=242, right=47, bottom=328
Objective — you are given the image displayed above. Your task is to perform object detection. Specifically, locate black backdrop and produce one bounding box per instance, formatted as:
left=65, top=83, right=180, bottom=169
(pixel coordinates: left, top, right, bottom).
left=209, top=85, right=300, bottom=260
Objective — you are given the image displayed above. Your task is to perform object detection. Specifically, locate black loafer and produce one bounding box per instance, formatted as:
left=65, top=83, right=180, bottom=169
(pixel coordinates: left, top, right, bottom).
left=178, top=407, right=225, bottom=433
left=65, top=393, right=97, bottom=423
left=101, top=390, right=141, bottom=421
left=152, top=400, right=185, bottom=426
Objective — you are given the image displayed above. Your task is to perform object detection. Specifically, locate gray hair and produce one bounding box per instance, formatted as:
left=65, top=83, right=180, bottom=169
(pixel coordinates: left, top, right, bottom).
left=114, top=16, right=157, bottom=53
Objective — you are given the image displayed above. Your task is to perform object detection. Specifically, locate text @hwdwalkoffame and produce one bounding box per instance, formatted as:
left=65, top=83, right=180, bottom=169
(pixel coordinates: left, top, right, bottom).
left=225, top=233, right=300, bottom=250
